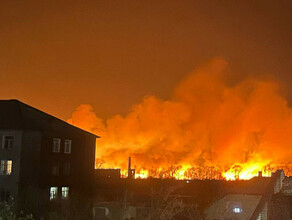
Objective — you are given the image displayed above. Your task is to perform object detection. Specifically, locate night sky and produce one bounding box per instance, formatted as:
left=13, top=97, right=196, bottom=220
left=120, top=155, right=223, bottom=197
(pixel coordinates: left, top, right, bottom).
left=0, top=0, right=291, bottom=120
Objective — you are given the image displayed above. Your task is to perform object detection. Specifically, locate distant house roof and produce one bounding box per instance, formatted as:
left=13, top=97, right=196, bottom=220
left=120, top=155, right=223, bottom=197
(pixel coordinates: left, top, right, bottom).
left=223, top=176, right=271, bottom=195
left=0, top=99, right=99, bottom=138
left=205, top=194, right=262, bottom=220
left=204, top=170, right=285, bottom=220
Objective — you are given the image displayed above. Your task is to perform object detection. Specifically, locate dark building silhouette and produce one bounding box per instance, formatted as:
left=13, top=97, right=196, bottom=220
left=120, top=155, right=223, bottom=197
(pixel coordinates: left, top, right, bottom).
left=95, top=169, right=121, bottom=181
left=0, top=99, right=98, bottom=218
left=93, top=169, right=292, bottom=219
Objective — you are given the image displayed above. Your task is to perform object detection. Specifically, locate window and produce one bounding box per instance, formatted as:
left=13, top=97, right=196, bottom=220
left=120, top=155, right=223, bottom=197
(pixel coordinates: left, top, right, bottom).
left=63, top=162, right=70, bottom=176
left=0, top=160, right=12, bottom=175
left=233, top=207, right=242, bottom=213
left=53, top=138, right=60, bottom=153
left=51, top=162, right=59, bottom=176
left=2, top=136, right=14, bottom=150
left=61, top=187, right=69, bottom=199
left=50, top=187, right=58, bottom=200
left=64, top=140, right=71, bottom=154
left=0, top=189, right=10, bottom=201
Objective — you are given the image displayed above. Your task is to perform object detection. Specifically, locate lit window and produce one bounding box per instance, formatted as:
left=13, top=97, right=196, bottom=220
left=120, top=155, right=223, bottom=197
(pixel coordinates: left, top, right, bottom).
left=50, top=187, right=58, bottom=200
left=0, top=160, right=12, bottom=175
left=6, top=161, right=12, bottom=175
left=64, top=140, right=71, bottom=154
left=233, top=207, right=242, bottom=213
left=61, top=187, right=69, bottom=199
left=53, top=138, right=60, bottom=153
left=2, top=136, right=14, bottom=150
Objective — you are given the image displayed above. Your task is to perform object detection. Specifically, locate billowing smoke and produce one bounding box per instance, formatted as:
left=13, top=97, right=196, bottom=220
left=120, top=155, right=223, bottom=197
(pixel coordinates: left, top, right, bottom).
left=68, top=58, right=292, bottom=179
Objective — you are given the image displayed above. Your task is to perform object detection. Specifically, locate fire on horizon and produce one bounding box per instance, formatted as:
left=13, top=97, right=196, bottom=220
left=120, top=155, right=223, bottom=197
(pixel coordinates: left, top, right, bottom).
left=68, top=59, right=292, bottom=181
left=1, top=1, right=291, bottom=181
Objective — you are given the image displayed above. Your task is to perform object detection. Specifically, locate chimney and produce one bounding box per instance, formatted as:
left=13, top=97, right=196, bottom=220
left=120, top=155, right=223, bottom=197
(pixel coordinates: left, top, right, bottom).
left=127, top=157, right=132, bottom=179
left=258, top=171, right=262, bottom=177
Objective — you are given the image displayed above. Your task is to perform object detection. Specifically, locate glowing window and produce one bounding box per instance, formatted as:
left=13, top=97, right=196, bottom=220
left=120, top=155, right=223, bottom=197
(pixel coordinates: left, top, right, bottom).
left=0, top=160, right=12, bottom=175
left=2, top=136, right=14, bottom=150
left=233, top=207, right=242, bottom=213
left=64, top=140, right=71, bottom=154
left=50, top=187, right=58, bottom=200
left=53, top=138, right=60, bottom=153
left=61, top=187, right=69, bottom=199
left=6, top=161, right=12, bottom=175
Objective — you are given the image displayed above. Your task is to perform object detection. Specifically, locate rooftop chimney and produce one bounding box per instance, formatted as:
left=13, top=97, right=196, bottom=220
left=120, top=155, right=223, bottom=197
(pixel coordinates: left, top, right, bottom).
left=127, top=157, right=132, bottom=179
left=258, top=171, right=262, bottom=177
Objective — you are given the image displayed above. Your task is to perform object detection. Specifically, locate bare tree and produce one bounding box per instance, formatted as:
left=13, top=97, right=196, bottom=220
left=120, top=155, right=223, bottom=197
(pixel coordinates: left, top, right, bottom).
left=183, top=205, right=203, bottom=220
left=48, top=193, right=92, bottom=220
left=0, top=199, right=34, bottom=220
left=95, top=158, right=105, bottom=169
left=146, top=186, right=203, bottom=220
left=147, top=187, right=185, bottom=220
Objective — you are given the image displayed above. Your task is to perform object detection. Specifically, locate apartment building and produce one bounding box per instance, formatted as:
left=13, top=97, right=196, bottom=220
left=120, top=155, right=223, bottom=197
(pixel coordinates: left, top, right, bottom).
left=0, top=99, right=98, bottom=218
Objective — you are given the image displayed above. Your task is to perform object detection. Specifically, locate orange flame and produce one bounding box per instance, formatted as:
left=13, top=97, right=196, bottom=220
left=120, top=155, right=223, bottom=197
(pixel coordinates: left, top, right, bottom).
left=68, top=58, right=292, bottom=180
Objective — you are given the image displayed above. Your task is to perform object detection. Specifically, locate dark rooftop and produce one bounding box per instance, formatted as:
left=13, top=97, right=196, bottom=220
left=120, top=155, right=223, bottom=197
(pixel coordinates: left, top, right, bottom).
left=0, top=99, right=99, bottom=138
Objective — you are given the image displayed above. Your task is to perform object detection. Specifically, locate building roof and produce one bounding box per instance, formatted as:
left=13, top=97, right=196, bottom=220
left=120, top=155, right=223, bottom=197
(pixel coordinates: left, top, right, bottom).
left=205, top=194, right=262, bottom=220
left=0, top=99, right=99, bottom=138
left=223, top=176, right=271, bottom=195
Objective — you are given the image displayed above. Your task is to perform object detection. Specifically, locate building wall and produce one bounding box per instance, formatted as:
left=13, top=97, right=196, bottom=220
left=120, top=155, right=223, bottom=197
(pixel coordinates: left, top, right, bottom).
left=0, top=128, right=96, bottom=217
left=256, top=202, right=267, bottom=220
left=40, top=129, right=96, bottom=196
left=35, top=128, right=96, bottom=220
left=18, top=130, right=45, bottom=216
left=0, top=130, right=22, bottom=200
left=273, top=170, right=285, bottom=194
left=281, top=177, right=292, bottom=195
left=95, top=169, right=121, bottom=181
left=269, top=194, right=291, bottom=220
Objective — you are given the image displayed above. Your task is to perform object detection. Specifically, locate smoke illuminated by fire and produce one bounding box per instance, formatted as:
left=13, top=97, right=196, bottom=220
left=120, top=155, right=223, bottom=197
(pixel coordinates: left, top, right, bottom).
left=68, top=58, right=292, bottom=180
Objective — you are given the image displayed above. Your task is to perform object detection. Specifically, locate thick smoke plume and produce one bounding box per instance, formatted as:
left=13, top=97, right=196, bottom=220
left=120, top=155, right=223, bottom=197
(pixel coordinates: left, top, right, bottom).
left=68, top=58, right=292, bottom=179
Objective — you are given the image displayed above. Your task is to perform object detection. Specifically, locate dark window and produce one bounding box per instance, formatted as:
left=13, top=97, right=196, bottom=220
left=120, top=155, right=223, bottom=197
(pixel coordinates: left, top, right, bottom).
left=64, top=140, right=72, bottom=154
left=51, top=162, right=59, bottom=176
left=52, top=138, right=60, bottom=153
left=0, top=189, right=10, bottom=201
left=63, top=162, right=70, bottom=176
left=2, top=136, right=14, bottom=150
left=0, top=189, right=4, bottom=201
left=6, top=191, right=10, bottom=201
